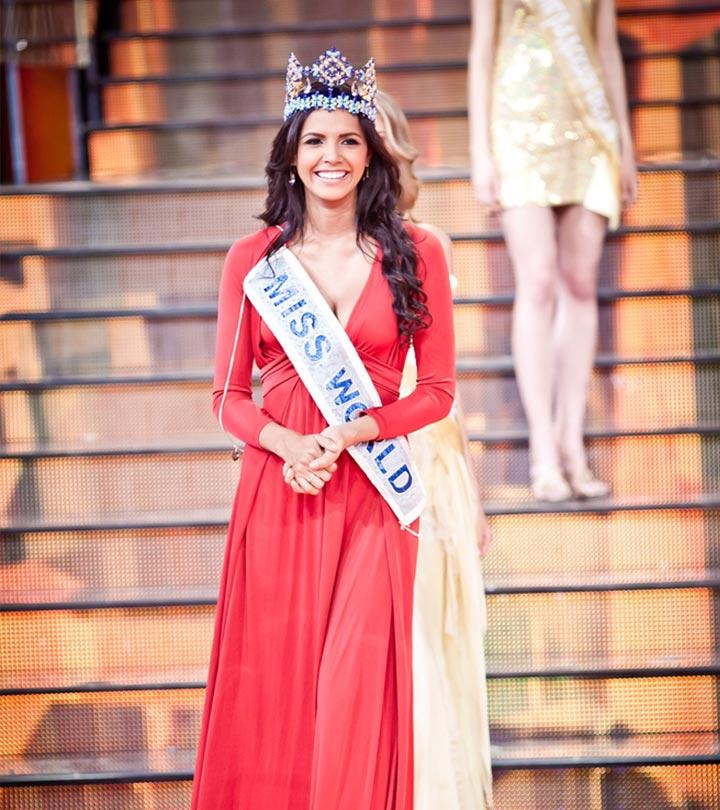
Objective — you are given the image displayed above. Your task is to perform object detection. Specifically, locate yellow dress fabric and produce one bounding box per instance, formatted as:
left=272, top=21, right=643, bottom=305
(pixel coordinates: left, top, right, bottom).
left=403, top=360, right=494, bottom=810
left=491, top=0, right=621, bottom=228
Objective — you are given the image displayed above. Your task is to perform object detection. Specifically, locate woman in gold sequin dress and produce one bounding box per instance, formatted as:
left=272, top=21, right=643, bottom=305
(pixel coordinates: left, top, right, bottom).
left=469, top=0, right=637, bottom=500
left=375, top=91, right=494, bottom=810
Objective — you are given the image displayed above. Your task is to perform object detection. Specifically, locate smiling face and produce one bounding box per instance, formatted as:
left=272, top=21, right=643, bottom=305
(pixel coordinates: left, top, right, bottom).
left=294, top=109, right=370, bottom=206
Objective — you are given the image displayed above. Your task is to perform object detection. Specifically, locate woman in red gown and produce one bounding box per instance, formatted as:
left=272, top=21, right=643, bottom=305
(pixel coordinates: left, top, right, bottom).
left=191, top=49, right=456, bottom=810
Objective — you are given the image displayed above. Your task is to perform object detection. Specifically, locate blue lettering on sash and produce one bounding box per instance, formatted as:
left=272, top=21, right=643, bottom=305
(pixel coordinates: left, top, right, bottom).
left=263, top=273, right=297, bottom=307
left=281, top=298, right=306, bottom=318
left=344, top=402, right=367, bottom=421
left=327, top=367, right=360, bottom=406
left=367, top=442, right=414, bottom=493
left=290, top=311, right=316, bottom=338
left=389, top=465, right=413, bottom=493
left=374, top=443, right=396, bottom=474
left=305, top=334, right=331, bottom=361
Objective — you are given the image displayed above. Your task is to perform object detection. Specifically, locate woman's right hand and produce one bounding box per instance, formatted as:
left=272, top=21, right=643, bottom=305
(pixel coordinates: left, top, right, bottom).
left=276, top=431, right=324, bottom=469
left=277, top=431, right=338, bottom=496
left=471, top=153, right=501, bottom=209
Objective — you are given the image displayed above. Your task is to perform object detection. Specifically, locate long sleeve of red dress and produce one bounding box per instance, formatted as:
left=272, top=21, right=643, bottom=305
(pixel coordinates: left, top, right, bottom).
left=365, top=229, right=456, bottom=440
left=211, top=236, right=275, bottom=449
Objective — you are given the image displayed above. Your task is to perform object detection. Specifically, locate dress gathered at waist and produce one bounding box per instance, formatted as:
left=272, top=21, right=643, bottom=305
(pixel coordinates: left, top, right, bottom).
left=259, top=351, right=404, bottom=403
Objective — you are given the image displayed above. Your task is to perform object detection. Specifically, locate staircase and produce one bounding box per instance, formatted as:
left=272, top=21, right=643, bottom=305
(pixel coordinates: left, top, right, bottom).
left=1, top=0, right=719, bottom=807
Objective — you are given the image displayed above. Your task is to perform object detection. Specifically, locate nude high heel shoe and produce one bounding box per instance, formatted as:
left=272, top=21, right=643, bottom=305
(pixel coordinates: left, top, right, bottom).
left=530, top=462, right=573, bottom=502
left=562, top=458, right=611, bottom=499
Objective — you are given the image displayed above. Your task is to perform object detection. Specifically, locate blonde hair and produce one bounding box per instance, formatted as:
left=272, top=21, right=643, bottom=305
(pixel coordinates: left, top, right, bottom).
left=375, top=90, right=421, bottom=214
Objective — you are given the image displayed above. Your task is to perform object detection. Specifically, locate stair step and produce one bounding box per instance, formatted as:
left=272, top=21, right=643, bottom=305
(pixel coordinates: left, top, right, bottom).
left=495, top=762, right=719, bottom=809
left=4, top=285, right=719, bottom=319
left=2, top=293, right=716, bottom=378
left=104, top=4, right=720, bottom=72
left=2, top=650, right=718, bottom=695
left=0, top=379, right=218, bottom=450
left=0, top=747, right=196, bottom=784
left=0, top=431, right=716, bottom=523
left=471, top=430, right=719, bottom=503
left=2, top=167, right=718, bottom=250
left=459, top=356, right=720, bottom=436
left=0, top=588, right=715, bottom=687
left=490, top=674, right=717, bottom=737
left=0, top=184, right=265, bottom=250
left=0, top=450, right=239, bottom=524
left=99, top=62, right=720, bottom=126
left=415, top=169, right=720, bottom=235
left=99, top=67, right=470, bottom=124
left=107, top=0, right=720, bottom=39
left=0, top=604, right=215, bottom=695
left=485, top=588, right=718, bottom=678
left=2, top=493, right=718, bottom=532
left=2, top=765, right=718, bottom=810
left=0, top=585, right=720, bottom=672
left=102, top=47, right=720, bottom=106
left=1, top=359, right=716, bottom=449
left=1, top=688, right=202, bottom=761
left=106, top=22, right=472, bottom=78
left=0, top=780, right=191, bottom=808
left=3, top=225, right=718, bottom=305
left=491, top=732, right=720, bottom=767
left=452, top=228, right=720, bottom=296
left=114, top=0, right=469, bottom=32
left=2, top=570, right=718, bottom=609
left=0, top=735, right=717, bottom=793
left=1, top=509, right=717, bottom=609
left=0, top=314, right=217, bottom=380
left=1, top=675, right=715, bottom=765
left=487, top=506, right=720, bottom=586
left=454, top=293, right=720, bottom=358
left=85, top=102, right=720, bottom=179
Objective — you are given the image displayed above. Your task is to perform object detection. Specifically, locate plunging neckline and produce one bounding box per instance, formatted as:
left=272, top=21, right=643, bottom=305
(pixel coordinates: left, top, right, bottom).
left=287, top=244, right=381, bottom=334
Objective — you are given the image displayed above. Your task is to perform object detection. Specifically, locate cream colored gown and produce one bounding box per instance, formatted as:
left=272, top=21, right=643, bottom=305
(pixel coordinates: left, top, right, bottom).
left=404, top=357, right=494, bottom=809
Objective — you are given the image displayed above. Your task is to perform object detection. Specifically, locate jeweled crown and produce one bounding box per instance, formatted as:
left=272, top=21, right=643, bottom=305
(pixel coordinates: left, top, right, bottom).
left=284, top=48, right=377, bottom=122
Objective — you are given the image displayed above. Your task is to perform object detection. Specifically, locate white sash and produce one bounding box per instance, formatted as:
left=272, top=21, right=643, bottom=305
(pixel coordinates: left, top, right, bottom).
left=243, top=246, right=426, bottom=526
left=529, top=0, right=620, bottom=166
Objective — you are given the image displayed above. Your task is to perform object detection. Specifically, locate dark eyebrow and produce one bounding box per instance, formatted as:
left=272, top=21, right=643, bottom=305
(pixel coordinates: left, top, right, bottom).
left=301, top=131, right=362, bottom=138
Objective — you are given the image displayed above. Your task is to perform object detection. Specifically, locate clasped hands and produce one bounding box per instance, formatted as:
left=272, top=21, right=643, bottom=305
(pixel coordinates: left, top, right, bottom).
left=281, top=424, right=348, bottom=496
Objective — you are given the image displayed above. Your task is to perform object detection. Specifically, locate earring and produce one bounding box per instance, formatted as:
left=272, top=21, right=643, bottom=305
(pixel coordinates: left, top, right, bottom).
left=289, top=169, right=296, bottom=186
left=364, top=165, right=370, bottom=180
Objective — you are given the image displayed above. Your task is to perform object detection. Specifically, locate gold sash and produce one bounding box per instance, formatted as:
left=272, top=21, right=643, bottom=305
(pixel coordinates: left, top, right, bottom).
left=528, top=0, right=620, bottom=168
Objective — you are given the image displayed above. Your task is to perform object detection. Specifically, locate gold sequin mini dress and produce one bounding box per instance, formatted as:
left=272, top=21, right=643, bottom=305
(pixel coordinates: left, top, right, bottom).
left=491, top=0, right=621, bottom=228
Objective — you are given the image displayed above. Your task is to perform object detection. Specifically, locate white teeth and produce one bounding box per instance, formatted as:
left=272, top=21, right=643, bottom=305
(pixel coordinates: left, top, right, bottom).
left=316, top=171, right=347, bottom=179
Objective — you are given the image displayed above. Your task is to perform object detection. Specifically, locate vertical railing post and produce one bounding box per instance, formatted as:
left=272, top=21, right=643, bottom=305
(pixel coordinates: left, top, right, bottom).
left=3, top=0, right=28, bottom=184
left=5, top=63, right=27, bottom=184
left=71, top=0, right=93, bottom=178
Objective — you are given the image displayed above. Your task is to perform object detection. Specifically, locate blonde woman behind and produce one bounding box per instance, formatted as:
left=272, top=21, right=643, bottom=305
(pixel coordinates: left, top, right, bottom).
left=375, top=90, right=494, bottom=810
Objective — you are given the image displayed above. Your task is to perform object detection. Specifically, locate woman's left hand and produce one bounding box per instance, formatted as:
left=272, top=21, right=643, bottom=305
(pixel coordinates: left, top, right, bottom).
left=308, top=424, right=349, bottom=470
left=620, top=146, right=638, bottom=209
left=283, top=459, right=337, bottom=495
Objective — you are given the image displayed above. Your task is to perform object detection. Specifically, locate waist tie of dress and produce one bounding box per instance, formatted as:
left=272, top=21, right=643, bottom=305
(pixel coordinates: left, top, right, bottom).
left=259, top=351, right=404, bottom=404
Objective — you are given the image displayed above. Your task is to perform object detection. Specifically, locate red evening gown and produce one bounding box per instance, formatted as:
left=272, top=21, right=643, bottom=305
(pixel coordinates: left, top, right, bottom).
left=191, top=224, right=456, bottom=810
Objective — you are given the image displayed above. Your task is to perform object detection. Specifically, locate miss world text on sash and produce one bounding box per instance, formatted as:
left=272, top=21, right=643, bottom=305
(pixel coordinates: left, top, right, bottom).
left=243, top=246, right=427, bottom=526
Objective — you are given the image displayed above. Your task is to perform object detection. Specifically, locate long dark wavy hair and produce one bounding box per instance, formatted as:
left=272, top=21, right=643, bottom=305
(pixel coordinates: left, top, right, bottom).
left=259, top=109, right=431, bottom=341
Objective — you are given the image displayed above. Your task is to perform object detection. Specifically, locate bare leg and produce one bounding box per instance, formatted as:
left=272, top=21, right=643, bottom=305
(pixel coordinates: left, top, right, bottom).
left=501, top=205, right=570, bottom=500
left=554, top=205, right=609, bottom=494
